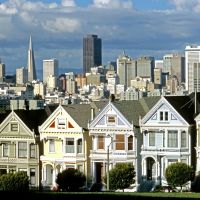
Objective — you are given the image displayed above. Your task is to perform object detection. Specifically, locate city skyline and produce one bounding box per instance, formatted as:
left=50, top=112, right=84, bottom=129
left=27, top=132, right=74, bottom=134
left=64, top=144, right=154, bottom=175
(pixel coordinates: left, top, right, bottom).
left=1, top=0, right=200, bottom=76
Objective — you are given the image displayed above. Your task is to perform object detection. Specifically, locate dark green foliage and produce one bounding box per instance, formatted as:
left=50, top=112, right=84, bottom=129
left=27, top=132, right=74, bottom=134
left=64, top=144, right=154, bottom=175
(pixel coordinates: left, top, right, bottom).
left=165, top=162, right=195, bottom=191
left=104, top=163, right=135, bottom=191
left=0, top=171, right=29, bottom=191
left=191, top=172, right=200, bottom=192
left=56, top=168, right=86, bottom=191
left=89, top=183, right=104, bottom=192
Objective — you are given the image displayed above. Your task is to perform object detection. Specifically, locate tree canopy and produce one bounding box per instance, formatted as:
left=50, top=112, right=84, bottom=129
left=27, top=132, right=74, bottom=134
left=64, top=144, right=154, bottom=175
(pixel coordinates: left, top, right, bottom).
left=56, top=168, right=86, bottom=191
left=104, top=163, right=135, bottom=191
left=165, top=162, right=194, bottom=191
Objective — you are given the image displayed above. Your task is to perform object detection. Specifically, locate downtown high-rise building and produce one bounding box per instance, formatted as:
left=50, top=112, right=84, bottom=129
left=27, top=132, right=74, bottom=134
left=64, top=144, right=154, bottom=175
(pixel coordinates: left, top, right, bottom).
left=43, top=58, right=59, bottom=84
left=83, top=34, right=102, bottom=75
left=0, top=61, right=5, bottom=83
left=117, top=52, right=136, bottom=89
left=163, top=53, right=185, bottom=84
left=136, top=56, right=155, bottom=82
left=27, top=35, right=37, bottom=82
left=185, top=45, right=200, bottom=94
left=16, top=67, right=28, bottom=85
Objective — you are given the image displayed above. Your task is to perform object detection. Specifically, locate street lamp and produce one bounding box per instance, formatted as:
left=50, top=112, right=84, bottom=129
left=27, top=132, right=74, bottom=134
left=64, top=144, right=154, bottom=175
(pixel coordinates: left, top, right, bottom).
left=107, top=137, right=117, bottom=191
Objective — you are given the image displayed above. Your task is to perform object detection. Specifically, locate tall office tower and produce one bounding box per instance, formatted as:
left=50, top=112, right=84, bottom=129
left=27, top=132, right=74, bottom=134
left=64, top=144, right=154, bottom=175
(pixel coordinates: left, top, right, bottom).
left=16, top=67, right=28, bottom=85
left=83, top=34, right=102, bottom=74
left=136, top=56, right=155, bottom=81
left=185, top=45, right=200, bottom=93
left=27, top=35, right=37, bottom=82
left=117, top=52, right=137, bottom=89
left=0, top=61, right=5, bottom=83
left=163, top=53, right=185, bottom=84
left=43, top=58, right=59, bottom=83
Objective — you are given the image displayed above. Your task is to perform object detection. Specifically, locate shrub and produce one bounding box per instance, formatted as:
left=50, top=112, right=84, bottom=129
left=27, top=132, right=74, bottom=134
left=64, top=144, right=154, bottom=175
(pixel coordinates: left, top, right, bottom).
left=0, top=171, right=29, bottom=191
left=104, top=163, right=135, bottom=191
left=165, top=162, right=194, bottom=192
left=56, top=168, right=86, bottom=191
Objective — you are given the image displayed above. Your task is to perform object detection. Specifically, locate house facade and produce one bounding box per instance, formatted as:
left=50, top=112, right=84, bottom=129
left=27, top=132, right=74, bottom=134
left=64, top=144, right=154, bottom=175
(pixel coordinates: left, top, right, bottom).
left=140, top=95, right=197, bottom=189
left=39, top=104, right=92, bottom=189
left=89, top=97, right=160, bottom=187
left=0, top=108, right=53, bottom=189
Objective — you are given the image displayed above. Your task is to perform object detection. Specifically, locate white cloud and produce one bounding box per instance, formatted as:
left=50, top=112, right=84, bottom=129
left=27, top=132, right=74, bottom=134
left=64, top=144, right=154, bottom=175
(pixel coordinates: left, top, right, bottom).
left=0, top=3, right=17, bottom=14
left=1, top=0, right=200, bottom=75
left=169, top=0, right=200, bottom=12
left=19, top=11, right=39, bottom=26
left=92, top=0, right=133, bottom=9
left=61, top=0, right=76, bottom=7
left=42, top=18, right=81, bottom=33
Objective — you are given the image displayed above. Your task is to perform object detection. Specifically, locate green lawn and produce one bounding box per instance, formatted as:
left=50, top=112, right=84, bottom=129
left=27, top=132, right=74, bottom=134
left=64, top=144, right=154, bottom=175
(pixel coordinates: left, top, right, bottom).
left=2, top=191, right=200, bottom=199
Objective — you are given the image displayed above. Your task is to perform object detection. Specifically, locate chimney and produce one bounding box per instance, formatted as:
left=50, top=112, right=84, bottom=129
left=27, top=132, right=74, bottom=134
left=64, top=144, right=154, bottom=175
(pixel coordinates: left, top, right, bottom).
left=91, top=107, right=95, bottom=121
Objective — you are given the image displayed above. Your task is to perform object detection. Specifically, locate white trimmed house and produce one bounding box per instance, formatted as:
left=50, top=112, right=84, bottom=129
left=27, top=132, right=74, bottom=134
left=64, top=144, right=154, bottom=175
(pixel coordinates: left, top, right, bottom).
left=0, top=108, right=54, bottom=189
left=89, top=97, right=160, bottom=188
left=140, top=95, right=197, bottom=191
left=39, top=104, right=92, bottom=189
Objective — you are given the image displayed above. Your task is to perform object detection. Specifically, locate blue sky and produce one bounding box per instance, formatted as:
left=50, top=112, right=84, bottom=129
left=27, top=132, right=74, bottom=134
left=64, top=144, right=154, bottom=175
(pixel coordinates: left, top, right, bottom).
left=0, top=0, right=200, bottom=79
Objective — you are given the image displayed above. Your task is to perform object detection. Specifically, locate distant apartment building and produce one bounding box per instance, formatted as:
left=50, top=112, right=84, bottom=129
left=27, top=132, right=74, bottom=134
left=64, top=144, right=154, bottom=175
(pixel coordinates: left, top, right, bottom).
left=83, top=34, right=102, bottom=74
left=43, top=58, right=59, bottom=84
left=46, top=75, right=57, bottom=92
left=107, top=73, right=120, bottom=95
left=65, top=72, right=76, bottom=94
left=131, top=77, right=149, bottom=91
left=117, top=52, right=137, bottom=89
left=33, top=81, right=46, bottom=99
left=16, top=67, right=28, bottom=85
left=154, top=68, right=162, bottom=89
left=185, top=45, right=200, bottom=94
left=155, top=60, right=163, bottom=69
left=75, top=74, right=87, bottom=89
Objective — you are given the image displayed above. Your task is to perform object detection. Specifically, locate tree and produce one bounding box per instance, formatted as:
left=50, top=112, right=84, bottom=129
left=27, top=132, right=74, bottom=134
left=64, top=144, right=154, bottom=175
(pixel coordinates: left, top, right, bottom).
left=165, top=162, right=195, bottom=192
left=56, top=168, right=86, bottom=191
left=104, top=163, right=135, bottom=192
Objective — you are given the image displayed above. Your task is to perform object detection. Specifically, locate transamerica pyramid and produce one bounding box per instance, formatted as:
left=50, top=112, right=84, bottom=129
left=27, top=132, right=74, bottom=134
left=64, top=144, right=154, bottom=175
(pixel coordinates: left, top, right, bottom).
left=27, top=35, right=37, bottom=82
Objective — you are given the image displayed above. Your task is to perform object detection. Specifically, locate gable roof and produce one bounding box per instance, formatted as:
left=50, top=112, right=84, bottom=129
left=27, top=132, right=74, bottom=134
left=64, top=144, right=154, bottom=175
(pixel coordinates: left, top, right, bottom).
left=14, top=105, right=58, bottom=135
left=62, top=104, right=92, bottom=129
left=164, top=92, right=200, bottom=124
left=0, top=110, right=11, bottom=124
left=111, top=96, right=161, bottom=126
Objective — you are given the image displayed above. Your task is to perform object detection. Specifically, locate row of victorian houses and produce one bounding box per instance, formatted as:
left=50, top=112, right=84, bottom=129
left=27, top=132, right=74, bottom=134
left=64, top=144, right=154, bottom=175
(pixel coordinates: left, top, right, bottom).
left=0, top=93, right=200, bottom=191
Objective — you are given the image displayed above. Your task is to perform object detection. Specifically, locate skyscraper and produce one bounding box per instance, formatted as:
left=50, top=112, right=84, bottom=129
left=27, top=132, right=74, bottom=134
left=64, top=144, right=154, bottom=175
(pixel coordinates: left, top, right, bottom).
left=83, top=34, right=102, bottom=74
left=185, top=45, right=200, bottom=93
left=16, top=67, right=28, bottom=85
left=43, top=58, right=59, bottom=83
left=117, top=52, right=136, bottom=89
left=27, top=35, right=37, bottom=82
left=0, top=61, right=5, bottom=83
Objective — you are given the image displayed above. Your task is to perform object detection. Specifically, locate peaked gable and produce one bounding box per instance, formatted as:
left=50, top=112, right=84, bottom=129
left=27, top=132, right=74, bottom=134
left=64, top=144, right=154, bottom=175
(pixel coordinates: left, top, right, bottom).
left=90, top=101, right=132, bottom=129
left=0, top=110, right=34, bottom=138
left=142, top=97, right=188, bottom=126
left=39, top=105, right=83, bottom=133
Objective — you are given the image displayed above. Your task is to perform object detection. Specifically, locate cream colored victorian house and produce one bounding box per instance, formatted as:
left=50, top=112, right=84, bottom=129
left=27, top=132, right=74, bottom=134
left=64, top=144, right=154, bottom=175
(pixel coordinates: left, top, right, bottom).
left=39, top=104, right=92, bottom=189
left=89, top=97, right=160, bottom=188
left=0, top=107, right=54, bottom=189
